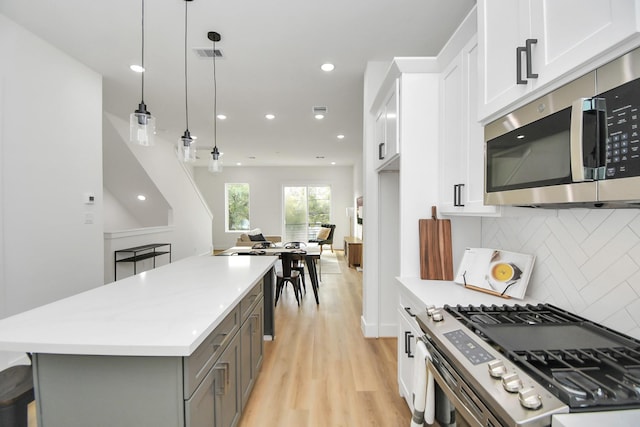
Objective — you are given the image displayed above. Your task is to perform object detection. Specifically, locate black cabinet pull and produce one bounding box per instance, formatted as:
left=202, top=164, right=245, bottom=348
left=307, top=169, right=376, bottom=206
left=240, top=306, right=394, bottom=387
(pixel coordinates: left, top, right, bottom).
left=404, top=331, right=415, bottom=358
left=378, top=142, right=385, bottom=160
left=525, top=39, right=538, bottom=78
left=517, top=39, right=538, bottom=84
left=516, top=45, right=527, bottom=84
left=453, top=184, right=465, bottom=207
left=404, top=306, right=416, bottom=317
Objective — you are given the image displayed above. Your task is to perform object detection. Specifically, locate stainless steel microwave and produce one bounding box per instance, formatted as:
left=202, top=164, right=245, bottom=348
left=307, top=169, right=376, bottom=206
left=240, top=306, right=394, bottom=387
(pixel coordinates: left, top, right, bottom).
left=484, top=46, right=640, bottom=208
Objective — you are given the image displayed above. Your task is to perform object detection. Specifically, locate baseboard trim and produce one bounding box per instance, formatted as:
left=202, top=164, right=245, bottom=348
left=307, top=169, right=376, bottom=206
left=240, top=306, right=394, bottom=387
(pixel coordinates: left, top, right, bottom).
left=360, top=315, right=378, bottom=338
left=378, top=322, right=397, bottom=338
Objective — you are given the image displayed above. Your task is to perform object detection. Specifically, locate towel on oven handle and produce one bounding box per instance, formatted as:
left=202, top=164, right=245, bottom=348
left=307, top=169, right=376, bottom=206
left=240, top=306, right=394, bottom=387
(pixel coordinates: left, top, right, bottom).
left=411, top=339, right=435, bottom=426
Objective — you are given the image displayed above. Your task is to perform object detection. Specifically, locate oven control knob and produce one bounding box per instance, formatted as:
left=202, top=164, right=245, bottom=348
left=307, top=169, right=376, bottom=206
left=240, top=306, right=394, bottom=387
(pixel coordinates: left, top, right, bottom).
left=518, top=387, right=543, bottom=410
left=502, top=373, right=523, bottom=393
left=487, top=360, right=507, bottom=378
left=432, top=310, right=444, bottom=322
left=426, top=305, right=436, bottom=316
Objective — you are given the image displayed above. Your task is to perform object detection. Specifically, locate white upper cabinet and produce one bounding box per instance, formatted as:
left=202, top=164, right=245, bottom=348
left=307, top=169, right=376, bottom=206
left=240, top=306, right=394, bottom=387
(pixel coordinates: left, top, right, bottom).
left=439, top=35, right=500, bottom=216
left=371, top=58, right=439, bottom=172
left=479, top=0, right=640, bottom=122
left=374, top=80, right=400, bottom=171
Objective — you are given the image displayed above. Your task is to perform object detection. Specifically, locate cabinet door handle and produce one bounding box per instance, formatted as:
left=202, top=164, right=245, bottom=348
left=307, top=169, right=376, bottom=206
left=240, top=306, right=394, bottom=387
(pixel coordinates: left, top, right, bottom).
left=213, top=332, right=228, bottom=352
left=250, top=313, right=260, bottom=335
left=453, top=184, right=465, bottom=207
left=404, top=331, right=415, bottom=358
left=516, top=45, right=527, bottom=84
left=214, top=362, right=230, bottom=396
left=525, top=39, right=538, bottom=79
left=378, top=142, right=386, bottom=160
left=404, top=306, right=416, bottom=318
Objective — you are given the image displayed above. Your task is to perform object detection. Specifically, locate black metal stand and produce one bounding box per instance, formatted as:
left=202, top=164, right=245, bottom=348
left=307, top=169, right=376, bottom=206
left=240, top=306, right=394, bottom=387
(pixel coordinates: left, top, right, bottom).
left=114, top=243, right=172, bottom=280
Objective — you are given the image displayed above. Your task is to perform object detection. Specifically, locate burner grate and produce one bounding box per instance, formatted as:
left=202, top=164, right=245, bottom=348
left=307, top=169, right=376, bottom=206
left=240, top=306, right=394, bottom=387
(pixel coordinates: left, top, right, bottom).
left=445, top=303, right=640, bottom=410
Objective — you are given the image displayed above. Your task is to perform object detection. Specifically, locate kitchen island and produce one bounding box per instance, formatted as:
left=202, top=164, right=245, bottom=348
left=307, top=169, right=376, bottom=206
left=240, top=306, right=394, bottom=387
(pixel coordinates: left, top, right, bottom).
left=0, top=254, right=277, bottom=427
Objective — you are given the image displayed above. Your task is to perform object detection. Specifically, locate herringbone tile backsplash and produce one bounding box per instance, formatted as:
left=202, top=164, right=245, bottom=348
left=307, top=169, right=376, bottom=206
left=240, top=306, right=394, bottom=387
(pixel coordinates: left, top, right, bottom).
left=482, top=208, right=640, bottom=340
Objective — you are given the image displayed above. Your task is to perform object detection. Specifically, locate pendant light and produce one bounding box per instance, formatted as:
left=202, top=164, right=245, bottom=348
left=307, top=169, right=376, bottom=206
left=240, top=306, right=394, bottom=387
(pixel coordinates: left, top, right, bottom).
left=130, top=0, right=156, bottom=146
left=208, top=31, right=223, bottom=173
left=179, top=0, right=196, bottom=162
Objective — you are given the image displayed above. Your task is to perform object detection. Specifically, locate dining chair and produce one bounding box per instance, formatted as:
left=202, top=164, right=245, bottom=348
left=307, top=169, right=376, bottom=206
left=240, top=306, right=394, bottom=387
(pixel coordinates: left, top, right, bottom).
left=283, top=242, right=307, bottom=293
left=274, top=251, right=304, bottom=306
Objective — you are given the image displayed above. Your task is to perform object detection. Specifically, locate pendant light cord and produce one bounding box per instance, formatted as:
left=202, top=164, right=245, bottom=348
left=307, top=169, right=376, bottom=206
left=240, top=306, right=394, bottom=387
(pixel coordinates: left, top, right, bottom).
left=140, top=0, right=145, bottom=103
left=212, top=38, right=217, bottom=149
left=184, top=0, right=189, bottom=131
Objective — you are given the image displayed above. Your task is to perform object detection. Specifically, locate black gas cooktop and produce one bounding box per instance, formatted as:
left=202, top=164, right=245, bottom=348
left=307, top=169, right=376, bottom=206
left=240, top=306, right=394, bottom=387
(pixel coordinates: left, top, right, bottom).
left=444, top=303, right=640, bottom=411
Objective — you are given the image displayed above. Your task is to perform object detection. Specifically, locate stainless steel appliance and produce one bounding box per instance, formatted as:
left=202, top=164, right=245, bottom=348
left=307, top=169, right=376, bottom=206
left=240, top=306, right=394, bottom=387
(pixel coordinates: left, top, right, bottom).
left=415, top=303, right=640, bottom=427
left=484, top=46, right=640, bottom=207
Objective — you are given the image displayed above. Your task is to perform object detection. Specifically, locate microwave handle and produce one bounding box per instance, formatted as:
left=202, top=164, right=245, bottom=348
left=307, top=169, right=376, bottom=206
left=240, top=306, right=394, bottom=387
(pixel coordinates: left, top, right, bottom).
left=570, top=98, right=592, bottom=182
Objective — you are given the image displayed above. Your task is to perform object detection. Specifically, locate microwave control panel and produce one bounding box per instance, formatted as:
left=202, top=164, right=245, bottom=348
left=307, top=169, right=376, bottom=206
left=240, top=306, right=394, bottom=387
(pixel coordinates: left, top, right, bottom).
left=604, top=78, right=640, bottom=179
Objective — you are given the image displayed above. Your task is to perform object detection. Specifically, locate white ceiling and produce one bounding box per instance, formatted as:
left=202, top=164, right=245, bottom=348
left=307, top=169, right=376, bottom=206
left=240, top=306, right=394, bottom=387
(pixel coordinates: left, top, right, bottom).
left=1, top=0, right=475, bottom=167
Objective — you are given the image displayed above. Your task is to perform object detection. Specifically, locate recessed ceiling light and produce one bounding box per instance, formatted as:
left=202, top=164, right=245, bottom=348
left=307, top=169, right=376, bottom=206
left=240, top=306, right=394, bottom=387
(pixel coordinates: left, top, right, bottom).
left=137, top=195, right=147, bottom=201
left=265, top=114, right=275, bottom=120
left=217, top=114, right=227, bottom=120
left=331, top=162, right=336, bottom=165
left=321, top=63, right=335, bottom=72
left=337, top=134, right=345, bottom=139
left=517, top=134, right=525, bottom=139
left=130, top=64, right=145, bottom=73
left=314, top=114, right=325, bottom=120
left=236, top=162, right=242, bottom=166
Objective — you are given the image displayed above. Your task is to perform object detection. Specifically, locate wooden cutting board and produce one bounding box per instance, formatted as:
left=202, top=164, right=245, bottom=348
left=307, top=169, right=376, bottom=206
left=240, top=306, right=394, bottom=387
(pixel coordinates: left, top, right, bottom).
left=419, top=206, right=454, bottom=280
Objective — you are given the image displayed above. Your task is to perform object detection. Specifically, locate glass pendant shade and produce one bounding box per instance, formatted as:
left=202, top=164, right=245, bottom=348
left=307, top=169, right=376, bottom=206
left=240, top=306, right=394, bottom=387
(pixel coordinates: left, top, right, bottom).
left=130, top=0, right=154, bottom=147
left=179, top=130, right=196, bottom=162
left=208, top=146, right=223, bottom=173
left=130, top=102, right=156, bottom=146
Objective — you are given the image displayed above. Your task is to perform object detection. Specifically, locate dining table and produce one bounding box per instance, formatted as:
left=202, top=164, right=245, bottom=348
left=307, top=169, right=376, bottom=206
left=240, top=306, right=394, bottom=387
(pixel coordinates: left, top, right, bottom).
left=219, top=244, right=321, bottom=304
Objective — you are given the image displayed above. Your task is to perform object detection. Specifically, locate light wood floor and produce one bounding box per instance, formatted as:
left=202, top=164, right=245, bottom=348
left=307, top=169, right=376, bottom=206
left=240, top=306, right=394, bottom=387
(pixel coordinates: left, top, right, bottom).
left=238, top=251, right=412, bottom=427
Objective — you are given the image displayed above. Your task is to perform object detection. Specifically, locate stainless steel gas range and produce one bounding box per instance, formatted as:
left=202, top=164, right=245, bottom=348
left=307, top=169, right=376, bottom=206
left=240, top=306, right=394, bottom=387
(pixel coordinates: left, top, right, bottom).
left=415, top=304, right=640, bottom=427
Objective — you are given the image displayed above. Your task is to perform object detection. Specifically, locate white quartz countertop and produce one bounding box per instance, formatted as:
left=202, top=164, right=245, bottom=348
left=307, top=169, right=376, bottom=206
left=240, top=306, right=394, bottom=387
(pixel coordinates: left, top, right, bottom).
left=397, top=276, right=540, bottom=308
left=0, top=255, right=276, bottom=357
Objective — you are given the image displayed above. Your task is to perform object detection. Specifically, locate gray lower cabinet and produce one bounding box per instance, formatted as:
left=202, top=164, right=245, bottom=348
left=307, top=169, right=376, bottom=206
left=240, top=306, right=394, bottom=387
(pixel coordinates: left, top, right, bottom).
left=186, top=332, right=241, bottom=427
left=32, top=279, right=266, bottom=427
left=240, top=298, right=264, bottom=409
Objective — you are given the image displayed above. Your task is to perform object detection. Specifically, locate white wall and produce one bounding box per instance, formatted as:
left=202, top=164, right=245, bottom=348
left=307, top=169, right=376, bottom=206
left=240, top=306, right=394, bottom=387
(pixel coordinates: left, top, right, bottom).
left=103, top=189, right=142, bottom=231
left=0, top=14, right=104, bottom=367
left=102, top=113, right=213, bottom=283
left=352, top=157, right=363, bottom=239
left=193, top=166, right=353, bottom=250
left=362, top=61, right=389, bottom=338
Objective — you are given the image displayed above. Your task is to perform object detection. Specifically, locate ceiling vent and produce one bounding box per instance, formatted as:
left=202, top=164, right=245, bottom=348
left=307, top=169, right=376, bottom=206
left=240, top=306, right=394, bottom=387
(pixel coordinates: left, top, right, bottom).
left=194, top=48, right=224, bottom=59
left=313, top=106, right=328, bottom=115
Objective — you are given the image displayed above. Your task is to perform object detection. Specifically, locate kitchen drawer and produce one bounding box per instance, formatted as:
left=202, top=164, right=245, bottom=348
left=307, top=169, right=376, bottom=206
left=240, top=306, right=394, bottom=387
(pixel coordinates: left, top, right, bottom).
left=183, top=306, right=239, bottom=399
left=240, top=279, right=263, bottom=322
left=399, top=287, right=425, bottom=319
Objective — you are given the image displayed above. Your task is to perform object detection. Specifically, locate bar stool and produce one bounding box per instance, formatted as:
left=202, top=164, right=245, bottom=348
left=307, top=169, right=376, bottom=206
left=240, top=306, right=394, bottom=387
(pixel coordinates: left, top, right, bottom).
left=0, top=364, right=34, bottom=427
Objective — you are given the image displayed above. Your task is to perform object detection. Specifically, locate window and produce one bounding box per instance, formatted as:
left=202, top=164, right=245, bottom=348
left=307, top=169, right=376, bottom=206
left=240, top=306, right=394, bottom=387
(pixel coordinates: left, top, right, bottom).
left=226, top=183, right=250, bottom=231
left=283, top=186, right=331, bottom=241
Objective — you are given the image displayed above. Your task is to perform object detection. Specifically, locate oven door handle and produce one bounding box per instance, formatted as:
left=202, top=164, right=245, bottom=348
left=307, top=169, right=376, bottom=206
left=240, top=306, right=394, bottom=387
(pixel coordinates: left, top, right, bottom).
left=427, top=360, right=483, bottom=427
